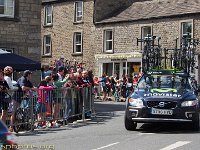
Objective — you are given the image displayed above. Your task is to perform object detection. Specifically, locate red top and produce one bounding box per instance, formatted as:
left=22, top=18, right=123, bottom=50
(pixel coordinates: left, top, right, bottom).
left=94, top=78, right=99, bottom=86
left=38, top=86, right=53, bottom=104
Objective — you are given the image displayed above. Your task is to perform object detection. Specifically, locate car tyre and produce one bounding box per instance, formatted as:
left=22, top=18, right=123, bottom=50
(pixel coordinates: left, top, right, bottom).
left=124, top=112, right=137, bottom=131
left=192, top=113, right=200, bottom=131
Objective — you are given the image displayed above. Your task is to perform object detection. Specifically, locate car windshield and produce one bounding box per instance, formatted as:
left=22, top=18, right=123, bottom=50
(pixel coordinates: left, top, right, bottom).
left=137, top=74, right=192, bottom=90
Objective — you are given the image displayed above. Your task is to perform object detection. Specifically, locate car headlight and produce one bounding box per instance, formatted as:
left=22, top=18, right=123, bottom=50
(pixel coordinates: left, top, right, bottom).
left=181, top=99, right=199, bottom=107
left=128, top=98, right=144, bottom=107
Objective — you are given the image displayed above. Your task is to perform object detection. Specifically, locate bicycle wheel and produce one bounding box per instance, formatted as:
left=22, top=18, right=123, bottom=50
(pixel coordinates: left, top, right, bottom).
left=13, top=108, right=23, bottom=133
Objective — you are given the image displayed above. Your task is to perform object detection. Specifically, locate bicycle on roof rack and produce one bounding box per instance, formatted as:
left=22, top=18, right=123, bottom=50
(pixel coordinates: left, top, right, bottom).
left=136, top=33, right=198, bottom=74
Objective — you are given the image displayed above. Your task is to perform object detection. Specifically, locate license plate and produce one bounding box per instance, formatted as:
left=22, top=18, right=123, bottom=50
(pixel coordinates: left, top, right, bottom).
left=151, top=108, right=173, bottom=115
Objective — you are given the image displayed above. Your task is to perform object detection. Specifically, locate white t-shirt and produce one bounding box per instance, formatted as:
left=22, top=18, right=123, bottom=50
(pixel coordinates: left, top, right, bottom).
left=4, top=76, right=18, bottom=96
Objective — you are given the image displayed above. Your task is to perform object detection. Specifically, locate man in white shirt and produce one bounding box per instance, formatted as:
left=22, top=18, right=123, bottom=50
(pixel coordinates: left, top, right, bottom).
left=4, top=66, right=18, bottom=95
left=3, top=66, right=18, bottom=132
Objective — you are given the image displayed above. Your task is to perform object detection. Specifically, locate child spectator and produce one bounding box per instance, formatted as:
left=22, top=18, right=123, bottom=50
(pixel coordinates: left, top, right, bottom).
left=45, top=76, right=54, bottom=118
left=36, top=80, right=53, bottom=128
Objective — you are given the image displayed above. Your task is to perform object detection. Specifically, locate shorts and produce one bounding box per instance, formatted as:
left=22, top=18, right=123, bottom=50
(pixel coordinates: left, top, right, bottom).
left=8, top=100, right=20, bottom=114
left=0, top=100, right=9, bottom=111
left=35, top=102, right=46, bottom=113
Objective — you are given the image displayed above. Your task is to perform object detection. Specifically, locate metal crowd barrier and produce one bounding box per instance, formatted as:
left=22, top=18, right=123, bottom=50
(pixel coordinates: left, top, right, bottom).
left=1, top=86, right=94, bottom=132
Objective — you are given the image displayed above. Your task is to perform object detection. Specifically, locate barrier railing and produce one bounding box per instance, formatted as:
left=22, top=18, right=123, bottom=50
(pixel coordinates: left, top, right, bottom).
left=1, top=86, right=94, bottom=132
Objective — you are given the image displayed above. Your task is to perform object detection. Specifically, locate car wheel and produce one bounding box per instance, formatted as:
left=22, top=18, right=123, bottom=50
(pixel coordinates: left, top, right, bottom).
left=192, top=113, right=200, bottom=131
left=124, top=112, right=137, bottom=131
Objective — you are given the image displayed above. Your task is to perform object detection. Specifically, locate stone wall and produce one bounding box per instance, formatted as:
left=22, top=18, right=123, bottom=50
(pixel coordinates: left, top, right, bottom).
left=0, top=0, right=41, bottom=84
left=0, top=0, right=41, bottom=61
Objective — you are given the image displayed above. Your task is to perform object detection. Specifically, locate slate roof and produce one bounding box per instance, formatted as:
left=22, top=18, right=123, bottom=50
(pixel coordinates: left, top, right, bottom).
left=96, top=0, right=200, bottom=24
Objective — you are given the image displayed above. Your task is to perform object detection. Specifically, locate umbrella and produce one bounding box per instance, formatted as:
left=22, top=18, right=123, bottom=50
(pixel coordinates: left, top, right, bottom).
left=0, top=49, right=41, bottom=71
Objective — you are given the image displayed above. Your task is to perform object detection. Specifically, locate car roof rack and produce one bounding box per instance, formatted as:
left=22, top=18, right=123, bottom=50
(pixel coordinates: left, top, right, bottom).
left=137, top=33, right=199, bottom=75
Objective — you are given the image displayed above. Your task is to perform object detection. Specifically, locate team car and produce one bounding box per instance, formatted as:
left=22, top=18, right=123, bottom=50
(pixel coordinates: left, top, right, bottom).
left=125, top=35, right=200, bottom=131
left=124, top=70, right=200, bottom=131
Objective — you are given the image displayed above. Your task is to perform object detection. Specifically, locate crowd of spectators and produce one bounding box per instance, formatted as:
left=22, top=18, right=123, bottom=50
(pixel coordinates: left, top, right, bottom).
left=0, top=55, right=142, bottom=130
left=94, top=72, right=142, bottom=101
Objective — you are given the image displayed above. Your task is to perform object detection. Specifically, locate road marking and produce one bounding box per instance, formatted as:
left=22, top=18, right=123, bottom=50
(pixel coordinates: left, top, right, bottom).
left=160, top=141, right=191, bottom=150
left=138, top=133, right=155, bottom=135
left=92, top=142, right=120, bottom=150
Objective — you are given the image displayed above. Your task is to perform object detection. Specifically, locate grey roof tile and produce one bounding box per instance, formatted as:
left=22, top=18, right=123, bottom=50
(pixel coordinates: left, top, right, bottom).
left=96, top=0, right=200, bottom=23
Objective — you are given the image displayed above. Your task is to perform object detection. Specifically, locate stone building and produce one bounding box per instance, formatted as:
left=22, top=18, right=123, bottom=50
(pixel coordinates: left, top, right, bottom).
left=41, top=0, right=200, bottom=82
left=0, top=0, right=41, bottom=83
left=41, top=0, right=96, bottom=71
left=94, top=0, right=200, bottom=82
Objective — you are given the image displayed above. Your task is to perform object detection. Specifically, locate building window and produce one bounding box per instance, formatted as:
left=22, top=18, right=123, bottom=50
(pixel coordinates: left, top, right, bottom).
left=74, top=1, right=83, bottom=22
left=141, top=26, right=152, bottom=39
left=43, top=35, right=51, bottom=56
left=103, top=30, right=113, bottom=52
left=73, top=32, right=82, bottom=53
left=181, top=21, right=192, bottom=39
left=44, top=5, right=53, bottom=26
left=141, top=26, right=152, bottom=50
left=0, top=0, right=14, bottom=18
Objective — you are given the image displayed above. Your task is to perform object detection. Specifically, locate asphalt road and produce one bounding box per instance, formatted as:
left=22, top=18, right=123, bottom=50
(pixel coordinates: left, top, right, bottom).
left=15, top=100, right=200, bottom=150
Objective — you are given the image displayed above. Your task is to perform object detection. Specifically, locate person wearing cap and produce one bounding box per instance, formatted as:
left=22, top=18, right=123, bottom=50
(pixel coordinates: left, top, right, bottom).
left=19, top=70, right=37, bottom=91
left=13, top=70, right=37, bottom=109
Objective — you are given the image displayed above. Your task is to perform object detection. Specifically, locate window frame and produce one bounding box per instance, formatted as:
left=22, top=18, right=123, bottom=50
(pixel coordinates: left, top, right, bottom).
left=44, top=5, right=53, bottom=26
left=43, top=34, right=52, bottom=56
left=103, top=29, right=113, bottom=53
left=73, top=32, right=83, bottom=54
left=0, top=0, right=15, bottom=18
left=141, top=26, right=152, bottom=39
left=180, top=20, right=193, bottom=43
left=140, top=24, right=152, bottom=50
left=74, top=1, right=83, bottom=23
